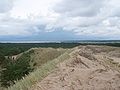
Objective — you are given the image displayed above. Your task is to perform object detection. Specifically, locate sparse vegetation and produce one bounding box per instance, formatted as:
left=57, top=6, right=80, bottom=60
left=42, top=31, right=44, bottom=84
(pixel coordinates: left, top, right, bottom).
left=7, top=49, right=72, bottom=90
left=31, top=48, right=66, bottom=68
left=0, top=47, right=67, bottom=88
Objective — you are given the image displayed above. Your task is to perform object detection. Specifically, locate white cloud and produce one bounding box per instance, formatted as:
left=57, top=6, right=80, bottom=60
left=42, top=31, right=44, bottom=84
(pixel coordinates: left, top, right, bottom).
left=54, top=0, right=106, bottom=17
left=10, top=0, right=60, bottom=19
left=0, top=0, right=13, bottom=13
left=0, top=0, right=60, bottom=35
left=0, top=0, right=120, bottom=39
left=51, top=0, right=120, bottom=38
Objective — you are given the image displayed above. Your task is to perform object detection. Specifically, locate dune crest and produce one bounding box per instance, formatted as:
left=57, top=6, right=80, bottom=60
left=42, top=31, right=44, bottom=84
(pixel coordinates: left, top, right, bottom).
left=31, top=45, right=120, bottom=90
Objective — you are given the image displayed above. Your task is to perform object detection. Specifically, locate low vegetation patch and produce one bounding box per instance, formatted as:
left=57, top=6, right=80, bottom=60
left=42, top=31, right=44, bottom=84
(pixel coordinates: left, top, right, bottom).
left=7, top=49, right=73, bottom=90
left=30, top=48, right=66, bottom=68
left=0, top=52, right=34, bottom=87
left=0, top=48, right=67, bottom=89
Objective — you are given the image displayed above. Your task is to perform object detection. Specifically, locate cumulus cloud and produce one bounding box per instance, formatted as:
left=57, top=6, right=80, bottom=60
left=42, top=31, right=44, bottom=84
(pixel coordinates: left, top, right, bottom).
left=0, top=18, right=32, bottom=35
left=0, top=0, right=120, bottom=39
left=51, top=0, right=120, bottom=38
left=0, top=0, right=13, bottom=13
left=54, top=0, right=106, bottom=17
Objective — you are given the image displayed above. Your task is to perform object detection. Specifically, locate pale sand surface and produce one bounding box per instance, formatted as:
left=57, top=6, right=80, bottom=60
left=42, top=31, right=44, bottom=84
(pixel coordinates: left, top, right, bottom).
left=30, top=45, right=120, bottom=90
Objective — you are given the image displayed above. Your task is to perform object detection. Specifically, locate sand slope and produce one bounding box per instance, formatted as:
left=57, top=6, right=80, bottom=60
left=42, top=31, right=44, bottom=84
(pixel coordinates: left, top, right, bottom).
left=31, top=45, right=120, bottom=90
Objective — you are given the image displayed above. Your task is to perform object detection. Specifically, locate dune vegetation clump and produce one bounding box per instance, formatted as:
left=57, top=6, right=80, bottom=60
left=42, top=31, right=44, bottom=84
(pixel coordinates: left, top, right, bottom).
left=7, top=49, right=72, bottom=90
left=0, top=52, right=34, bottom=87
left=0, top=48, right=68, bottom=89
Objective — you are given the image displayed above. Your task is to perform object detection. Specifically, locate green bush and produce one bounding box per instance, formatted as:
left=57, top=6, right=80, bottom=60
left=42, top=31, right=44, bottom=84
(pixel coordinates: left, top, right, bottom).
left=0, top=52, right=5, bottom=65
left=0, top=53, right=33, bottom=87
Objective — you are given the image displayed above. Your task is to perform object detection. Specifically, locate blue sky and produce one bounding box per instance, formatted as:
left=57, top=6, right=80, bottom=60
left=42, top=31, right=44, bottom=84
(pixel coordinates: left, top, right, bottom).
left=0, top=0, right=120, bottom=41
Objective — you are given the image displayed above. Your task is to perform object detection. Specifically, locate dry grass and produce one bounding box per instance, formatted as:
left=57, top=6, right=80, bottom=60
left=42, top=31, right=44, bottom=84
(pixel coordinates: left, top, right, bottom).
left=30, top=48, right=66, bottom=68
left=6, top=49, right=73, bottom=90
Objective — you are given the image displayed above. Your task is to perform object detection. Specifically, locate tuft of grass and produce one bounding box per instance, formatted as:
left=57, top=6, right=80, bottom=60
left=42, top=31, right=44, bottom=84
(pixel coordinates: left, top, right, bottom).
left=6, top=49, right=73, bottom=90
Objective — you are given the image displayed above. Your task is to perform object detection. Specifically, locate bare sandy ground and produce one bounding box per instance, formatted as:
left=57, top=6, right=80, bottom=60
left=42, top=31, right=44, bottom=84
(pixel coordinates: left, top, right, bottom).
left=30, top=45, right=120, bottom=90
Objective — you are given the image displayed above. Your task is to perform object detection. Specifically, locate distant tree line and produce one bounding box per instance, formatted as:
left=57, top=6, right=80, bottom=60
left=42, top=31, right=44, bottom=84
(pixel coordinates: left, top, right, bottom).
left=0, top=43, right=120, bottom=56
left=0, top=43, right=80, bottom=56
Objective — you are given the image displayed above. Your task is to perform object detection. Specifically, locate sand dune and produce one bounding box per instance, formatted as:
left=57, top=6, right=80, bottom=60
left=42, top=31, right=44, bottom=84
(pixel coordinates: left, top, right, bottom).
left=31, top=45, right=120, bottom=90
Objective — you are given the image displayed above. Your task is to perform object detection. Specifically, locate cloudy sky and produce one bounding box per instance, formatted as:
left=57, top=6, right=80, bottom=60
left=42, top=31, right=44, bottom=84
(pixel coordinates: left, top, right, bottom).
left=0, top=0, right=120, bottom=41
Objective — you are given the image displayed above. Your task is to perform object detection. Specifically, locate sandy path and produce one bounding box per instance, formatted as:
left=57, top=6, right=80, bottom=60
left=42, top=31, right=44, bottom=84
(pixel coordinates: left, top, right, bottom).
left=30, top=46, right=120, bottom=90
